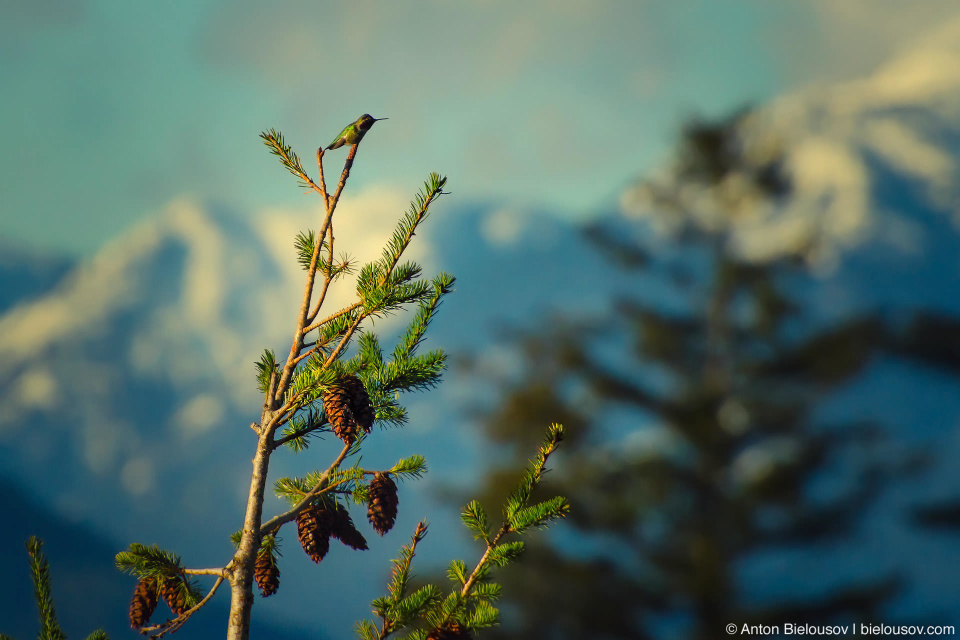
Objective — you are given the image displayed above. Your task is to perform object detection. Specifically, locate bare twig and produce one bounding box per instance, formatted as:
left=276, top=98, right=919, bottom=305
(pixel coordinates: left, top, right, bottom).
left=316, top=147, right=330, bottom=210
left=328, top=144, right=359, bottom=215
left=308, top=221, right=338, bottom=323
left=184, top=568, right=227, bottom=576
left=291, top=347, right=318, bottom=368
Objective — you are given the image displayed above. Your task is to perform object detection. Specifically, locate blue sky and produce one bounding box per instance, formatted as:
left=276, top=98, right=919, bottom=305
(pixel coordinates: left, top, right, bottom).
left=4, top=0, right=957, bottom=256
left=5, top=3, right=960, bottom=637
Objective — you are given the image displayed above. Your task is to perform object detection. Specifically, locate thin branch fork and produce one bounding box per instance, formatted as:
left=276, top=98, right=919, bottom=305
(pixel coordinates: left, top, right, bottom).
left=459, top=436, right=563, bottom=600
left=460, top=523, right=509, bottom=599
left=270, top=423, right=321, bottom=451
left=307, top=220, right=337, bottom=323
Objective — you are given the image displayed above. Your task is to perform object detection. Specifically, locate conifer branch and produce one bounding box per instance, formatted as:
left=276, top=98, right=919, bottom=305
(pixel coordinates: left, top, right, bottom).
left=139, top=574, right=225, bottom=639
left=273, top=144, right=361, bottom=407
left=291, top=347, right=318, bottom=367
left=271, top=408, right=327, bottom=451
left=184, top=568, right=227, bottom=576
left=274, top=207, right=333, bottom=407
left=459, top=524, right=509, bottom=600
left=328, top=144, right=359, bottom=215
left=260, top=129, right=325, bottom=197
left=370, top=521, right=431, bottom=640
left=125, top=125, right=461, bottom=640
left=377, top=174, right=447, bottom=288
left=305, top=301, right=364, bottom=334
left=356, top=424, right=567, bottom=638
left=322, top=312, right=367, bottom=368
left=308, top=222, right=338, bottom=322
left=27, top=536, right=65, bottom=640
left=259, top=442, right=352, bottom=536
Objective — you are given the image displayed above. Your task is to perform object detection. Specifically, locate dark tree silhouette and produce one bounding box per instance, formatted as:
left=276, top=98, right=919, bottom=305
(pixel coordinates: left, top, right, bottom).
left=461, top=111, right=924, bottom=639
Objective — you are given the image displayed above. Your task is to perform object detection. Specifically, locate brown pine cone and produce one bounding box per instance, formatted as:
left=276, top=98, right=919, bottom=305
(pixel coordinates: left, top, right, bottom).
left=341, top=375, right=374, bottom=433
left=330, top=502, right=368, bottom=550
left=161, top=576, right=188, bottom=617
left=297, top=502, right=332, bottom=562
left=324, top=375, right=374, bottom=443
left=129, top=577, right=158, bottom=629
left=324, top=382, right=358, bottom=443
left=426, top=621, right=472, bottom=640
left=254, top=550, right=280, bottom=597
left=367, top=472, right=399, bottom=535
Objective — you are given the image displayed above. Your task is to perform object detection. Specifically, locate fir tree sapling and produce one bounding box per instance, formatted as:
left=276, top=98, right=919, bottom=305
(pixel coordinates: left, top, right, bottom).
left=108, top=121, right=568, bottom=640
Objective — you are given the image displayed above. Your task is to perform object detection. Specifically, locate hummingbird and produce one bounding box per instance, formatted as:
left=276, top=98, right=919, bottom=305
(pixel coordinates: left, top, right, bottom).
left=326, top=114, right=388, bottom=150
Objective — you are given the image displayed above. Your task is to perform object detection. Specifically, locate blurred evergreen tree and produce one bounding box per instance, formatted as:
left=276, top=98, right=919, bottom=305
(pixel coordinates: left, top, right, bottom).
left=461, top=111, right=921, bottom=639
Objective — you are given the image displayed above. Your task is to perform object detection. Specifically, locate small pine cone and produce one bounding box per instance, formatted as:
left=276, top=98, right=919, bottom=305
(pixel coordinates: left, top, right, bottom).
left=426, top=622, right=472, bottom=640
left=254, top=551, right=280, bottom=597
left=367, top=472, right=399, bottom=535
left=297, top=503, right=332, bottom=562
left=129, top=577, right=158, bottom=629
left=161, top=577, right=188, bottom=617
left=324, top=383, right=359, bottom=443
left=341, top=375, right=374, bottom=433
left=331, top=502, right=368, bottom=550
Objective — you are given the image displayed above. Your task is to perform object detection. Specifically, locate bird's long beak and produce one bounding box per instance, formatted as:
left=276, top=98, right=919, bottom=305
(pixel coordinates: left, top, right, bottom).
left=374, top=117, right=389, bottom=121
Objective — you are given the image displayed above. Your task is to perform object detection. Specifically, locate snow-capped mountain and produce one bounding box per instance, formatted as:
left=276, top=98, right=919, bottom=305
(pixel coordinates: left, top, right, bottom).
left=5, top=19, right=960, bottom=638
left=614, top=22, right=960, bottom=625
left=623, top=17, right=960, bottom=316
left=0, top=187, right=611, bottom=636
left=0, top=245, right=72, bottom=314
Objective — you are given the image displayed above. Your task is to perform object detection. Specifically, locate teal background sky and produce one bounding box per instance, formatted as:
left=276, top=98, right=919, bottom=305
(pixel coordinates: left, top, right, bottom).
left=2, top=0, right=958, bottom=256
left=5, top=3, right=960, bottom=638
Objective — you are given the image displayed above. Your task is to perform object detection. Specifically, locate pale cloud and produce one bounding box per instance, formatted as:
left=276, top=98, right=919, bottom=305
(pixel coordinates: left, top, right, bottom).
left=16, top=367, right=58, bottom=410
left=82, top=417, right=124, bottom=476
left=790, top=137, right=869, bottom=241
left=166, top=200, right=227, bottom=327
left=252, top=184, right=429, bottom=316
left=197, top=0, right=646, bottom=97
left=768, top=1, right=960, bottom=84
left=480, top=208, right=526, bottom=247
left=121, top=456, right=156, bottom=496
left=864, top=119, right=953, bottom=190
left=174, top=393, right=225, bottom=437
